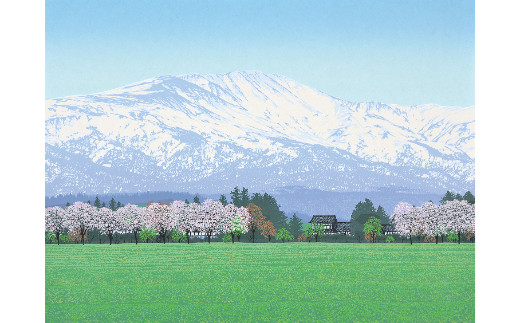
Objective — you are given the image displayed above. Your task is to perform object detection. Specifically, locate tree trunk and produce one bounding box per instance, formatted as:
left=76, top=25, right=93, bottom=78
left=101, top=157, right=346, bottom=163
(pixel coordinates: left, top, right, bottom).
left=435, top=236, right=438, bottom=244
left=410, top=236, right=413, bottom=245
left=186, top=230, right=190, bottom=244
left=134, top=232, right=138, bottom=245
left=231, top=232, right=235, bottom=243
left=109, top=233, right=113, bottom=245
left=458, top=232, right=461, bottom=244
left=56, top=232, right=60, bottom=245
left=441, top=235, right=444, bottom=243
left=252, top=229, right=255, bottom=243
left=315, top=234, right=318, bottom=242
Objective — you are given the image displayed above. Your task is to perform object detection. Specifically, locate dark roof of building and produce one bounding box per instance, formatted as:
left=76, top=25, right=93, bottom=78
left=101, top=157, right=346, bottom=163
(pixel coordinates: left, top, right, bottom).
left=309, top=215, right=337, bottom=223
left=336, top=222, right=351, bottom=231
left=382, top=223, right=396, bottom=231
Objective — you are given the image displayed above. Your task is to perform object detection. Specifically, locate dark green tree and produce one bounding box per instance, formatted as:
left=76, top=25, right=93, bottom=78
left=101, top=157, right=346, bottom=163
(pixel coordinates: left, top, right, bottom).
left=240, top=187, right=250, bottom=207
left=94, top=196, right=101, bottom=208
left=219, top=194, right=228, bottom=206
left=109, top=198, right=117, bottom=211
left=116, top=201, right=122, bottom=209
left=376, top=206, right=390, bottom=224
left=87, top=200, right=91, bottom=205
left=185, top=199, right=190, bottom=204
left=455, top=193, right=463, bottom=201
left=193, top=195, right=200, bottom=204
left=101, top=202, right=106, bottom=208
left=350, top=199, right=378, bottom=241
left=463, top=191, right=475, bottom=204
left=65, top=202, right=70, bottom=207
left=288, top=214, right=304, bottom=238
left=440, top=191, right=456, bottom=204
left=230, top=186, right=241, bottom=206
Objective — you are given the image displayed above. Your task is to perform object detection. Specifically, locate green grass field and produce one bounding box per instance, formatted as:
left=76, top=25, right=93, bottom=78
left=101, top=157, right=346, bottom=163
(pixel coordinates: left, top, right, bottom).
left=46, top=243, right=474, bottom=322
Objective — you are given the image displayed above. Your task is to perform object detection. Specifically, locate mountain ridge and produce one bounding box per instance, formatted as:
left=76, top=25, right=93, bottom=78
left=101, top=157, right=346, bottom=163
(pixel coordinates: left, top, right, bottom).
left=45, top=71, right=474, bottom=196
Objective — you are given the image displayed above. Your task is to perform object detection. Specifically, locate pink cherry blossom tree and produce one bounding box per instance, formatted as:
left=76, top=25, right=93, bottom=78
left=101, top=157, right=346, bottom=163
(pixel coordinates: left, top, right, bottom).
left=441, top=200, right=475, bottom=244
left=45, top=206, right=66, bottom=245
left=419, top=202, right=446, bottom=244
left=392, top=202, right=421, bottom=245
left=118, top=204, right=146, bottom=244
left=197, top=199, right=226, bottom=243
left=145, top=202, right=173, bottom=243
left=64, top=201, right=97, bottom=245
left=96, top=207, right=122, bottom=245
left=174, top=200, right=196, bottom=244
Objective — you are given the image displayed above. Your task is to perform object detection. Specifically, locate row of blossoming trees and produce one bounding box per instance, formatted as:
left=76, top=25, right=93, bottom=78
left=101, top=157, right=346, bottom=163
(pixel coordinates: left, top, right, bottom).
left=45, top=200, right=252, bottom=245
left=46, top=198, right=475, bottom=245
left=392, top=200, right=475, bottom=244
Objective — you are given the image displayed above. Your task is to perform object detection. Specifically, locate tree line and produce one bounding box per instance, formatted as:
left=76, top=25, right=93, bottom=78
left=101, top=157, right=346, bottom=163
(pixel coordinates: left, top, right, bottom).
left=45, top=187, right=475, bottom=245
left=45, top=187, right=307, bottom=245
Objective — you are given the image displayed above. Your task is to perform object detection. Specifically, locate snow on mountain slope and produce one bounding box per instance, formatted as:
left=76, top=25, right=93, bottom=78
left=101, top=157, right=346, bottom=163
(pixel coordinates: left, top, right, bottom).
left=45, top=71, right=474, bottom=196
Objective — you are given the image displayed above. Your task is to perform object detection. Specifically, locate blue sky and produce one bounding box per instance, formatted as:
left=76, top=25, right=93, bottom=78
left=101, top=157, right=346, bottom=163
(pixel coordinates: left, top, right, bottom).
left=46, top=0, right=474, bottom=106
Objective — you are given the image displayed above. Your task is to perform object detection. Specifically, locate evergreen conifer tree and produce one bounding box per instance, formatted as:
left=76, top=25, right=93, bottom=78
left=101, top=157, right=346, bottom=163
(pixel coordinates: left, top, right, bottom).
left=376, top=206, right=390, bottom=224
left=240, top=187, right=250, bottom=207
left=463, top=191, right=475, bottom=204
left=219, top=194, right=228, bottom=206
left=94, top=196, right=101, bottom=208
left=350, top=199, right=378, bottom=241
left=109, top=198, right=117, bottom=211
left=193, top=195, right=200, bottom=204
left=230, top=186, right=241, bottom=206
left=440, top=191, right=455, bottom=204
left=288, top=214, right=304, bottom=238
left=184, top=199, right=190, bottom=204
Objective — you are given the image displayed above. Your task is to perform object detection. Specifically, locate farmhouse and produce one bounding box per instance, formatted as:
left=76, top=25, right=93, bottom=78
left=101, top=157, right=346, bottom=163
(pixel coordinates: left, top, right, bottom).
left=309, top=215, right=351, bottom=235
left=382, top=223, right=397, bottom=235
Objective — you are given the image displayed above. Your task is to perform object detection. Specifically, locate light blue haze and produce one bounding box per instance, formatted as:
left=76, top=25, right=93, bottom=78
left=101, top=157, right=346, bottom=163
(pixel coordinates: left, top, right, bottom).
left=46, top=0, right=474, bottom=106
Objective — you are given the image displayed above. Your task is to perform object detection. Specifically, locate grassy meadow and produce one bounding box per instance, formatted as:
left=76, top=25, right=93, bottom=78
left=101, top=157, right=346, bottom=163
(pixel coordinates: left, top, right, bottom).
left=46, top=243, right=474, bottom=322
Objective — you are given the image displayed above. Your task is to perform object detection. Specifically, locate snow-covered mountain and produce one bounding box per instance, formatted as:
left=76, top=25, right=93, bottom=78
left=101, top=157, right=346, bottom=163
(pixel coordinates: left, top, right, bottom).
left=45, top=71, right=474, bottom=196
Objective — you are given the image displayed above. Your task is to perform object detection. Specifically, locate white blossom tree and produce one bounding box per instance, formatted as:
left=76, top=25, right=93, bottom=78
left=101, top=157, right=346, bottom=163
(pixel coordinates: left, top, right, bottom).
left=118, top=204, right=146, bottom=244
left=441, top=200, right=475, bottom=244
left=145, top=203, right=173, bottom=243
left=225, top=204, right=250, bottom=243
left=392, top=202, right=422, bottom=245
left=64, top=201, right=97, bottom=245
left=419, top=202, right=446, bottom=244
left=175, top=200, right=196, bottom=244
left=96, top=207, right=122, bottom=245
left=196, top=199, right=226, bottom=243
left=45, top=206, right=67, bottom=245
